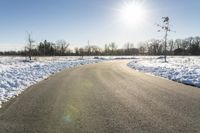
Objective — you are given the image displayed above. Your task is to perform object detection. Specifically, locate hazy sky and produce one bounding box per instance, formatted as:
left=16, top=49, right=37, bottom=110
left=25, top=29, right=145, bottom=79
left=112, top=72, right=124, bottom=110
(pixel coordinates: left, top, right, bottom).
left=0, top=0, right=200, bottom=50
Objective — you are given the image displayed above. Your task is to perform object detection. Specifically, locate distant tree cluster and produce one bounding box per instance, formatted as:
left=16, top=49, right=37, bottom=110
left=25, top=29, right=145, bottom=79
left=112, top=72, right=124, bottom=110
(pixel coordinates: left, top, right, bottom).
left=0, top=40, right=71, bottom=57
left=36, top=40, right=70, bottom=56
left=138, top=36, right=200, bottom=55
left=74, top=42, right=139, bottom=56
left=25, top=39, right=71, bottom=57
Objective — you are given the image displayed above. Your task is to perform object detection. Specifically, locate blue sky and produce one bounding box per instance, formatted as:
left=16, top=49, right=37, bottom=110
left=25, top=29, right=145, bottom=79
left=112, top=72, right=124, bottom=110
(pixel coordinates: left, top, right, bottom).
left=0, top=0, right=200, bottom=50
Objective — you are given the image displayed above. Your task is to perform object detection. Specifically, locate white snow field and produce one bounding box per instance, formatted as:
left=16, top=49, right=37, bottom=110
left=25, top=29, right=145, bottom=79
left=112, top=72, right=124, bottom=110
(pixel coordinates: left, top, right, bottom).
left=0, top=56, right=107, bottom=108
left=128, top=56, right=200, bottom=88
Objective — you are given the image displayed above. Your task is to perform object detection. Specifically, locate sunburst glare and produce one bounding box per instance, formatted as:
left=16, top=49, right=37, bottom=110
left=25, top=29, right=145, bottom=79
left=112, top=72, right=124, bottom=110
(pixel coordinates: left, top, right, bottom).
left=119, top=0, right=148, bottom=27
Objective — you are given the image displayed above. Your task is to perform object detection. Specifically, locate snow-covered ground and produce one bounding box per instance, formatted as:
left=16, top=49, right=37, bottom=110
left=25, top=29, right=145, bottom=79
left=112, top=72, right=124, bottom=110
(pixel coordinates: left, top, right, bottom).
left=0, top=56, right=107, bottom=108
left=2, top=55, right=199, bottom=108
left=128, top=56, right=200, bottom=88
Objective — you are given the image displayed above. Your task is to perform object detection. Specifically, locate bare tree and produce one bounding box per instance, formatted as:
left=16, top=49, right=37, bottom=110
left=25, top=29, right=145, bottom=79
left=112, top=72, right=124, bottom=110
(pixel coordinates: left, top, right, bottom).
left=124, top=42, right=134, bottom=55
left=186, top=37, right=194, bottom=51
left=56, top=40, right=70, bottom=56
left=85, top=45, right=92, bottom=55
left=139, top=46, right=146, bottom=55
left=79, top=48, right=84, bottom=58
left=156, top=17, right=175, bottom=62
left=174, top=39, right=182, bottom=49
left=26, top=33, right=35, bottom=60
left=109, top=42, right=117, bottom=54
left=104, top=44, right=109, bottom=55
left=168, top=40, right=174, bottom=55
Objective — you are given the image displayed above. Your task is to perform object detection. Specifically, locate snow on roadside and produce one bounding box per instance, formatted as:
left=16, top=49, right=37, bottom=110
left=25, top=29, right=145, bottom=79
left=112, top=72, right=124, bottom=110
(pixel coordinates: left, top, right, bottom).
left=128, top=56, right=200, bottom=88
left=0, top=56, right=107, bottom=108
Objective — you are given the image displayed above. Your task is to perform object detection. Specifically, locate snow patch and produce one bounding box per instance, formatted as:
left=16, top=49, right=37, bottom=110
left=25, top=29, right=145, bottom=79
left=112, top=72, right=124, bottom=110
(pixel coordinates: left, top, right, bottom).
left=0, top=56, right=107, bottom=108
left=128, top=56, right=200, bottom=87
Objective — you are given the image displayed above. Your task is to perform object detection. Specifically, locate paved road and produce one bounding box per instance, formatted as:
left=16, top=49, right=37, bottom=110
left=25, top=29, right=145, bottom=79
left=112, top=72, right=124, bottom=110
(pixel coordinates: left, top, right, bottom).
left=1, top=60, right=200, bottom=133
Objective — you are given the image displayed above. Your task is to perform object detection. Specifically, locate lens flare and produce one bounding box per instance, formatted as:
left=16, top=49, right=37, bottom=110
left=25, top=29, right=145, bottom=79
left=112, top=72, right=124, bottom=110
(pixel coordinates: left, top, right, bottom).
left=63, top=105, right=79, bottom=124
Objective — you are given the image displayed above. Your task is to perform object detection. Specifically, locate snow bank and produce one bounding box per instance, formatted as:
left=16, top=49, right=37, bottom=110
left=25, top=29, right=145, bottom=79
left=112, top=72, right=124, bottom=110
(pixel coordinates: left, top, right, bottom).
left=0, top=56, right=106, bottom=107
left=128, top=56, right=200, bottom=87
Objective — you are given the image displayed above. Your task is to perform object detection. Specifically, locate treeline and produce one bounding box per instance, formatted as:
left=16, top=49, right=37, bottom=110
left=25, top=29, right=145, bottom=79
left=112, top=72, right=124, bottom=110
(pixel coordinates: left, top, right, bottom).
left=1, top=36, right=200, bottom=56
left=138, top=36, right=200, bottom=55
left=0, top=40, right=139, bottom=56
left=0, top=40, right=71, bottom=56
left=74, top=42, right=139, bottom=56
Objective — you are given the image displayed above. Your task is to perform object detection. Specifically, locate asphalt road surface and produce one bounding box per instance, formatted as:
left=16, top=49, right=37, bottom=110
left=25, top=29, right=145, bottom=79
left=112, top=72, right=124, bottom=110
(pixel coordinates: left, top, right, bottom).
left=1, top=60, right=200, bottom=133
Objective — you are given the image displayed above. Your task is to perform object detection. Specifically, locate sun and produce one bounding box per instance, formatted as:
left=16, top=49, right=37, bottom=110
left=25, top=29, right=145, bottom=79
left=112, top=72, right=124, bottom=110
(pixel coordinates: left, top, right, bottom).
left=119, top=1, right=147, bottom=27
